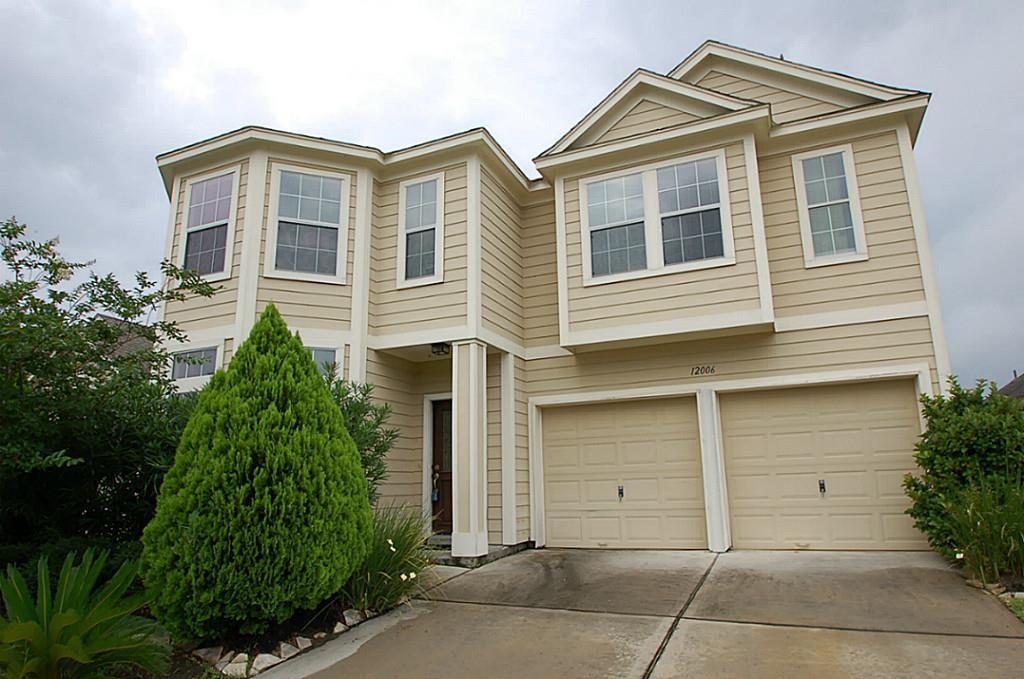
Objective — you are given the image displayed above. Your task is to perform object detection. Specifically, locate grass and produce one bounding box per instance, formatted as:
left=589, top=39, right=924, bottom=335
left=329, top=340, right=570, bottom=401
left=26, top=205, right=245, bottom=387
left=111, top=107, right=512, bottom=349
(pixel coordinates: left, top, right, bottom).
left=1009, top=598, right=1024, bottom=623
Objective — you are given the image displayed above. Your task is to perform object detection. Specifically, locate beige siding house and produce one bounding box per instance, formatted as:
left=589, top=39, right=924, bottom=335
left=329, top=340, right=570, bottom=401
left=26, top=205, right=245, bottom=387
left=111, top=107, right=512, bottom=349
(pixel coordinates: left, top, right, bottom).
left=157, top=41, right=949, bottom=555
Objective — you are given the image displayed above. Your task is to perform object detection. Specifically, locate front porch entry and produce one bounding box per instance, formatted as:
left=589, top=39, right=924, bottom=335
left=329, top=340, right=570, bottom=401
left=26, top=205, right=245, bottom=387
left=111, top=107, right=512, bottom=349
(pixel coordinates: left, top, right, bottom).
left=430, top=398, right=453, bottom=533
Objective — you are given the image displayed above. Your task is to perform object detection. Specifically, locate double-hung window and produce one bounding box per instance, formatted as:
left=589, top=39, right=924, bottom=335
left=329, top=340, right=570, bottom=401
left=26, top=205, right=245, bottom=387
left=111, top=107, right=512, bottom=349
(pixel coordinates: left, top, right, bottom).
left=271, top=168, right=347, bottom=280
left=308, top=347, right=337, bottom=377
left=172, top=347, right=217, bottom=379
left=398, top=173, right=444, bottom=286
left=183, top=172, right=236, bottom=277
left=792, top=145, right=868, bottom=267
left=580, top=149, right=734, bottom=285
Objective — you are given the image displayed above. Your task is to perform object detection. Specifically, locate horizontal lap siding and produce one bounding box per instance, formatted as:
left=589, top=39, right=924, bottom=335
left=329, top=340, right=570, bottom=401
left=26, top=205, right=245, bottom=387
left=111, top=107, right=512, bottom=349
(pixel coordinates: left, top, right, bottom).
left=255, top=158, right=356, bottom=331
left=368, top=350, right=421, bottom=508
left=761, top=131, right=926, bottom=317
left=515, top=356, right=530, bottom=541
left=596, top=99, right=702, bottom=144
left=522, top=199, right=559, bottom=347
left=164, top=159, right=248, bottom=329
left=487, top=355, right=502, bottom=543
left=565, top=142, right=761, bottom=332
left=526, top=317, right=938, bottom=397
left=697, top=70, right=844, bottom=123
left=370, top=163, right=469, bottom=335
left=481, top=166, right=524, bottom=344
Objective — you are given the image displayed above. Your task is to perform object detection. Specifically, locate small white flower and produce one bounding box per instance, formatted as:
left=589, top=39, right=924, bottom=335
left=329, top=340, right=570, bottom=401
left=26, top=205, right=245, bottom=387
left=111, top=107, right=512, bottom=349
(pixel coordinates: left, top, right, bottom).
left=390, top=546, right=397, bottom=552
left=408, top=572, right=417, bottom=580
left=956, top=552, right=964, bottom=560
left=400, top=573, right=408, bottom=581
left=387, top=539, right=394, bottom=546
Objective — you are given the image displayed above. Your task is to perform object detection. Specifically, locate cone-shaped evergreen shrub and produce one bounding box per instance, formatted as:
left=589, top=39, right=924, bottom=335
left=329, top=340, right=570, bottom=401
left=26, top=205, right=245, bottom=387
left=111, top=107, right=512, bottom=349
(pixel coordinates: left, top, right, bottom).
left=141, top=304, right=372, bottom=640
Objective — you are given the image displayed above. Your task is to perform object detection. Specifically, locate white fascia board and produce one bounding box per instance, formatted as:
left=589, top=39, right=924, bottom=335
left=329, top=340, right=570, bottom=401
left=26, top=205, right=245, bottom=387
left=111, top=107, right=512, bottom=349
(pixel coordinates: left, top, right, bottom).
left=768, top=95, right=929, bottom=139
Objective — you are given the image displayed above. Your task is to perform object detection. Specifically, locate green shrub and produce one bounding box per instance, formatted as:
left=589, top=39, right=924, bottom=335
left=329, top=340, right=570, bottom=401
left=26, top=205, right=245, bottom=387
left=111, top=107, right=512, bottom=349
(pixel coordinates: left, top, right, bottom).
left=339, top=504, right=431, bottom=613
left=942, top=476, right=1024, bottom=584
left=0, top=550, right=170, bottom=679
left=141, top=304, right=373, bottom=641
left=904, top=378, right=1024, bottom=557
left=325, top=379, right=398, bottom=505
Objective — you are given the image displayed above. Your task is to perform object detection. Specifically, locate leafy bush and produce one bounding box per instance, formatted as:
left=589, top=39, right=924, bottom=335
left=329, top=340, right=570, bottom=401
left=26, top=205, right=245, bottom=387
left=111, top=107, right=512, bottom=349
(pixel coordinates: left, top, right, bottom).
left=325, top=378, right=398, bottom=505
left=942, top=476, right=1024, bottom=584
left=339, top=504, right=431, bottom=613
left=0, top=550, right=170, bottom=679
left=141, top=304, right=373, bottom=641
left=904, top=378, right=1024, bottom=557
left=0, top=217, right=210, bottom=557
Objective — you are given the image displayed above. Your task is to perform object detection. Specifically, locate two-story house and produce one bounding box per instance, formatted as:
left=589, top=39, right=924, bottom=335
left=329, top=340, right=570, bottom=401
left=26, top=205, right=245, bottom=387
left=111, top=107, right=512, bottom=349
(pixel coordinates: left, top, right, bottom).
left=156, top=41, right=949, bottom=557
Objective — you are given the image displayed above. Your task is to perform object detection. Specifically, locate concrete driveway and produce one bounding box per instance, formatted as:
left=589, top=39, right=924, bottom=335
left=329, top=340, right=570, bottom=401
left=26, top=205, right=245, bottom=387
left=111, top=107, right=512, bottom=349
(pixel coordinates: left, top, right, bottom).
left=271, top=549, right=1024, bottom=679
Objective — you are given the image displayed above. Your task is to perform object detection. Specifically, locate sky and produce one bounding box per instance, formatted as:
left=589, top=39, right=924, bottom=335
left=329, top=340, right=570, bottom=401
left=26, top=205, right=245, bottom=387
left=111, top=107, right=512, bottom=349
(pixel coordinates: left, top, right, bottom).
left=0, top=0, right=1020, bottom=385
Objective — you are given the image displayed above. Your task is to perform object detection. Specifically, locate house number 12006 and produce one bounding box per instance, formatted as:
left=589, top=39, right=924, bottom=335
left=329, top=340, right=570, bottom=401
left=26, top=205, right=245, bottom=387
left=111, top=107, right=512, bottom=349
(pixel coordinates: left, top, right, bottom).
left=690, top=365, right=716, bottom=376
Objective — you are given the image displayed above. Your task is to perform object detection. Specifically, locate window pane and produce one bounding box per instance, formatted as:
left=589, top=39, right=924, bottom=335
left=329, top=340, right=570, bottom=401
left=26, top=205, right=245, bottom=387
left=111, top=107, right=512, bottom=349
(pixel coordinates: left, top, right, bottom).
left=188, top=173, right=233, bottom=229
left=592, top=252, right=610, bottom=276
left=702, top=208, right=722, bottom=234
left=658, top=157, right=719, bottom=217
left=822, top=152, right=845, bottom=178
left=174, top=348, right=216, bottom=380
left=420, top=179, right=437, bottom=203
left=697, top=181, right=719, bottom=206
left=280, top=171, right=301, bottom=195
left=681, top=212, right=702, bottom=237
left=809, top=206, right=832, bottom=233
left=322, top=177, right=342, bottom=201
left=295, top=248, right=316, bottom=272
left=683, top=236, right=704, bottom=261
left=310, top=348, right=336, bottom=376
left=659, top=188, right=679, bottom=213
left=320, top=200, right=341, bottom=224
left=318, top=226, right=338, bottom=250
left=406, top=204, right=421, bottom=230
left=825, top=177, right=848, bottom=201
left=828, top=202, right=853, bottom=229
left=297, top=224, right=318, bottom=248
left=805, top=180, right=828, bottom=205
left=703, top=232, right=724, bottom=258
left=587, top=174, right=643, bottom=228
left=299, top=197, right=319, bottom=221
left=299, top=174, right=321, bottom=198
left=278, top=221, right=297, bottom=245
left=184, top=225, right=227, bottom=275
left=628, top=244, right=647, bottom=270
left=695, top=158, right=718, bottom=182
left=606, top=200, right=625, bottom=225
left=406, top=251, right=421, bottom=279
left=280, top=171, right=344, bottom=226
left=407, top=230, right=421, bottom=256
left=419, top=202, right=437, bottom=228
left=802, top=156, right=825, bottom=182
left=420, top=251, right=435, bottom=276
left=663, top=238, right=683, bottom=265
left=591, top=222, right=645, bottom=276
left=316, top=250, right=337, bottom=275
left=833, top=227, right=857, bottom=253
left=279, top=194, right=299, bottom=219
left=812, top=231, right=834, bottom=256
left=405, top=228, right=435, bottom=280
left=276, top=244, right=296, bottom=270
left=591, top=227, right=609, bottom=253
left=609, top=248, right=628, bottom=273
left=656, top=167, right=676, bottom=192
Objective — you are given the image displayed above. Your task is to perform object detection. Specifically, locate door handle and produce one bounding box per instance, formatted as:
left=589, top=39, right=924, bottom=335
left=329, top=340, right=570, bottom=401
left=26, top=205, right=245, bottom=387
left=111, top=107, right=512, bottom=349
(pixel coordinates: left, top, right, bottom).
left=618, top=485, right=624, bottom=501
left=818, top=479, right=826, bottom=494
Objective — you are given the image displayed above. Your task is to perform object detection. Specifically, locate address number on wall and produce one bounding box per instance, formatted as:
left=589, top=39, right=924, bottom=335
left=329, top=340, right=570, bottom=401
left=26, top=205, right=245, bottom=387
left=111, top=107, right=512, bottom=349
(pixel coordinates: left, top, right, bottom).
left=690, top=365, right=716, bottom=376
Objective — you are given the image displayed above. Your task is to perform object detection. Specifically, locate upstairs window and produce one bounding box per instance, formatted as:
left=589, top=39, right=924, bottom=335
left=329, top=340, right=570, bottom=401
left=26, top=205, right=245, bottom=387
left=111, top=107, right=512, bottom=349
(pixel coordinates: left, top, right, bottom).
left=398, top=173, right=445, bottom=287
left=184, top=173, right=235, bottom=276
left=274, top=170, right=344, bottom=277
left=657, top=157, right=724, bottom=265
left=579, top=149, right=735, bottom=285
left=172, top=347, right=217, bottom=379
left=792, top=145, right=868, bottom=267
left=586, top=174, right=646, bottom=276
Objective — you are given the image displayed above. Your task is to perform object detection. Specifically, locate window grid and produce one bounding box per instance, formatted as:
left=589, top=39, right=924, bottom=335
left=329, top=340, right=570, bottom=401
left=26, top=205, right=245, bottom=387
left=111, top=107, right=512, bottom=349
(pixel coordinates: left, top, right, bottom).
left=586, top=174, right=644, bottom=229
left=590, top=222, right=647, bottom=276
left=173, top=347, right=216, bottom=379
left=801, top=152, right=856, bottom=257
left=275, top=170, right=343, bottom=276
left=308, top=347, right=337, bottom=377
left=184, top=173, right=233, bottom=276
left=404, top=179, right=439, bottom=280
left=657, top=157, right=724, bottom=265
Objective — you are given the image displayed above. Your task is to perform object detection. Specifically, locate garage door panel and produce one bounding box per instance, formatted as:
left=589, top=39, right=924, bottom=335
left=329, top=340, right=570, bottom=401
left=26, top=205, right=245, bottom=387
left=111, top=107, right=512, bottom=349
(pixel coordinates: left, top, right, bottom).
left=721, top=379, right=928, bottom=550
left=543, top=397, right=706, bottom=549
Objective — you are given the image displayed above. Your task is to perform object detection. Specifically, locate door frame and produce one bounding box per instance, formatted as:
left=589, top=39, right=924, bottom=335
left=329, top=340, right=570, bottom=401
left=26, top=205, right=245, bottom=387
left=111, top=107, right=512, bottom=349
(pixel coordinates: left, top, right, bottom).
left=528, top=362, right=933, bottom=552
left=422, top=392, right=452, bottom=524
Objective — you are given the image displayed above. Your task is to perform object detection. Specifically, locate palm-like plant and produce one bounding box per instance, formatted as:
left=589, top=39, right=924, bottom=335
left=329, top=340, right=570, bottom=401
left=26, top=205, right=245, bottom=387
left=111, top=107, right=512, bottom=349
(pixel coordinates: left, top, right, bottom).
left=0, top=549, right=170, bottom=679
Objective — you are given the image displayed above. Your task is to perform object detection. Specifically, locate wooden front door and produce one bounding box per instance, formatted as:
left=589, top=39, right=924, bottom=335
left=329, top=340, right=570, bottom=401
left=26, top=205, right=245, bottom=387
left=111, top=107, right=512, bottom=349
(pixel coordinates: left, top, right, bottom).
left=431, top=399, right=453, bottom=533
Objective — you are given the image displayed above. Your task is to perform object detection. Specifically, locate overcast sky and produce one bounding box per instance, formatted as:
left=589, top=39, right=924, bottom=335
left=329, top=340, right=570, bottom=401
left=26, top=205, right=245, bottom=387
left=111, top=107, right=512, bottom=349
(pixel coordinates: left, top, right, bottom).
left=1, top=0, right=1020, bottom=384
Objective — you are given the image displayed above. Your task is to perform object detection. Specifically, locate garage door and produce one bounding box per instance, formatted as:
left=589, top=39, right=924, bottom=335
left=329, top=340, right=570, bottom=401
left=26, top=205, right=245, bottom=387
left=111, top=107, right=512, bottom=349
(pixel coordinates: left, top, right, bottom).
left=720, top=379, right=927, bottom=550
left=542, top=397, right=706, bottom=549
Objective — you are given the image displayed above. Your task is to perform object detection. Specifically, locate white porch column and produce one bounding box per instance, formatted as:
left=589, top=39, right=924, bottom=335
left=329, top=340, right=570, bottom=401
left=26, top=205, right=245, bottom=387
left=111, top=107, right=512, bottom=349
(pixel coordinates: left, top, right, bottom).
left=451, top=340, right=488, bottom=557
left=697, top=389, right=731, bottom=552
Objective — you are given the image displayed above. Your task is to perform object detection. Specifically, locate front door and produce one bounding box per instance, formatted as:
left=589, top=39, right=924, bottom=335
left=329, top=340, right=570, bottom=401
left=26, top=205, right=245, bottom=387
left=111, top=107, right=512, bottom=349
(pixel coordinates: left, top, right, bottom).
left=431, top=399, right=453, bottom=533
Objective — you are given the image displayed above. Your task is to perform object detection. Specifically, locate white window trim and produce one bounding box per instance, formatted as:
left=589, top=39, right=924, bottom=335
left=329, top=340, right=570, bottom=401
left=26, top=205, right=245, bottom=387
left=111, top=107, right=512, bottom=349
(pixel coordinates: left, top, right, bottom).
left=306, top=345, right=343, bottom=379
left=791, top=144, right=869, bottom=268
left=264, top=162, right=351, bottom=285
left=578, top=148, right=736, bottom=287
left=396, top=171, right=446, bottom=289
left=169, top=339, right=225, bottom=392
left=178, top=165, right=242, bottom=283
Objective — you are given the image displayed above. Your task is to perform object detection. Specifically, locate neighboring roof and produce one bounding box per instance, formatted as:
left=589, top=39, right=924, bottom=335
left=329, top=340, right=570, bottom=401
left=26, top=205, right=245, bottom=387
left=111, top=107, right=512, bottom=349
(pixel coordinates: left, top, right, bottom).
left=999, top=373, right=1024, bottom=399
left=668, top=39, right=923, bottom=101
left=96, top=314, right=153, bottom=357
left=536, top=69, right=758, bottom=159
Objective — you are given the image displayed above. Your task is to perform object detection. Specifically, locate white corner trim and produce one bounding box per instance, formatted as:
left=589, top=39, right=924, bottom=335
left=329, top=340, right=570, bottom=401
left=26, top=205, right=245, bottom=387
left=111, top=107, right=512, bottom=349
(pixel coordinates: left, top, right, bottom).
left=742, top=134, right=774, bottom=321
left=554, top=177, right=570, bottom=345
left=577, top=147, right=737, bottom=287
left=349, top=168, right=373, bottom=383
left=774, top=301, right=930, bottom=333
left=177, top=163, right=244, bottom=284
left=396, top=170, right=446, bottom=289
left=500, top=352, right=517, bottom=545
left=234, top=151, right=268, bottom=342
left=791, top=143, right=869, bottom=268
left=466, top=156, right=482, bottom=334
left=528, top=402, right=545, bottom=546
left=421, top=391, right=452, bottom=523
left=696, top=389, right=730, bottom=552
left=896, top=123, right=951, bottom=392
left=155, top=174, right=182, bottom=326
left=262, top=161, right=353, bottom=286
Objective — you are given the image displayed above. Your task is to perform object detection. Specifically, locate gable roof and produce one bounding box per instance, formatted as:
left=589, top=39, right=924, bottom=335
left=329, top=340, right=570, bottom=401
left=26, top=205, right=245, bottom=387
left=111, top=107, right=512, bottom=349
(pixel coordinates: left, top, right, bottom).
left=536, top=69, right=757, bottom=158
left=1000, top=373, right=1024, bottom=399
left=669, top=40, right=922, bottom=103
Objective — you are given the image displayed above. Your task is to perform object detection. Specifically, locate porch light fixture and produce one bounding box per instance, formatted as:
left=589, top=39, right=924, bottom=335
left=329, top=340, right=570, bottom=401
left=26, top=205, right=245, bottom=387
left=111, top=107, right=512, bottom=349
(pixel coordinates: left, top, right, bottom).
left=430, top=342, right=451, bottom=356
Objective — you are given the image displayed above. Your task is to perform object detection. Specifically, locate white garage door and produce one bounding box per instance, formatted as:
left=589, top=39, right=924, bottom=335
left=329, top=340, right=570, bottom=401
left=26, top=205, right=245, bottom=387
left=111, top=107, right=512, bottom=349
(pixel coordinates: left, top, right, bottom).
left=542, top=397, right=706, bottom=549
left=720, top=379, right=927, bottom=550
